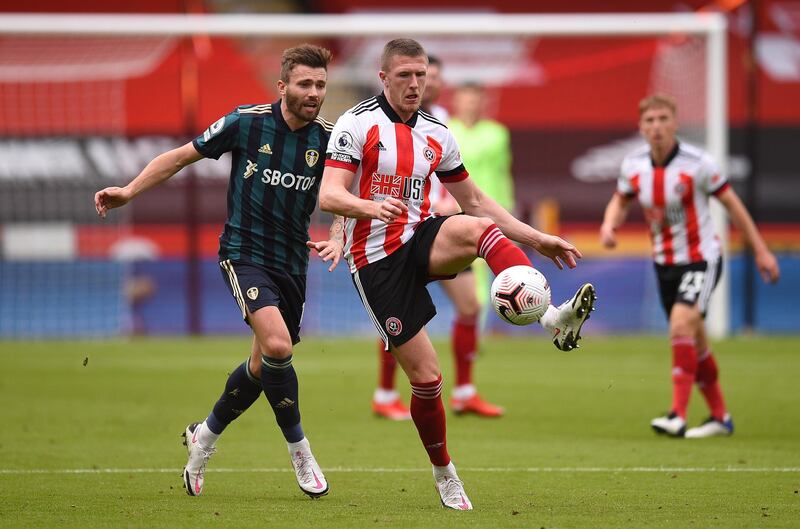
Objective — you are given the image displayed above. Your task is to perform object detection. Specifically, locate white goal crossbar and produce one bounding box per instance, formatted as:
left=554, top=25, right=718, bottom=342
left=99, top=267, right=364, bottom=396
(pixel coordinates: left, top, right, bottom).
left=0, top=12, right=729, bottom=337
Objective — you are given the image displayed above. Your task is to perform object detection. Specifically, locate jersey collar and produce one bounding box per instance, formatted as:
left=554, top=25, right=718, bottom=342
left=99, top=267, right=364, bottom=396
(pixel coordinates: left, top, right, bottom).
left=376, top=93, right=418, bottom=127
left=651, top=141, right=680, bottom=168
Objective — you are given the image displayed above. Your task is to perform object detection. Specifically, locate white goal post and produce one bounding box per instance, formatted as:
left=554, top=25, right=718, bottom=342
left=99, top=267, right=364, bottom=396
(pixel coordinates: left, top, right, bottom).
left=0, top=11, right=729, bottom=337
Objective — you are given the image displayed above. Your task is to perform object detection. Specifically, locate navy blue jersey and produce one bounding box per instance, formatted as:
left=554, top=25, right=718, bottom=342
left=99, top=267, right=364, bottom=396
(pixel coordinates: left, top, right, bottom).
left=193, top=101, right=333, bottom=274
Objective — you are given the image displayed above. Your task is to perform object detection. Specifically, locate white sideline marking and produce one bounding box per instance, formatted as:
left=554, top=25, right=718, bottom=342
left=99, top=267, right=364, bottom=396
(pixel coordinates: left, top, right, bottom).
left=1, top=466, right=798, bottom=475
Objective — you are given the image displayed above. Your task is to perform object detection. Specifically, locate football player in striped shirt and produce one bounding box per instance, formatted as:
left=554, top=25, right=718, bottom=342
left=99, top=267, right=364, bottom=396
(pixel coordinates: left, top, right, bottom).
left=600, top=94, right=780, bottom=438
left=95, top=44, right=342, bottom=498
left=372, top=56, right=505, bottom=420
left=320, top=38, right=596, bottom=510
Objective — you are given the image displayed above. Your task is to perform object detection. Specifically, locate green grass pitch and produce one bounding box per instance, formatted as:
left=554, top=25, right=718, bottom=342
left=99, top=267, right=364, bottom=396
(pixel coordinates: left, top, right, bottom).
left=1, top=335, right=798, bottom=528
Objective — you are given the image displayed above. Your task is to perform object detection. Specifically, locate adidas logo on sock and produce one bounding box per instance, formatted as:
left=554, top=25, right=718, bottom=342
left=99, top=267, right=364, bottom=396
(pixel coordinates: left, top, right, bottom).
left=274, top=397, right=296, bottom=409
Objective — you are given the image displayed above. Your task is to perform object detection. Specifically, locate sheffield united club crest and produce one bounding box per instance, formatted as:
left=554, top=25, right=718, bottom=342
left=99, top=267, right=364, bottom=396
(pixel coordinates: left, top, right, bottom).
left=385, top=317, right=403, bottom=336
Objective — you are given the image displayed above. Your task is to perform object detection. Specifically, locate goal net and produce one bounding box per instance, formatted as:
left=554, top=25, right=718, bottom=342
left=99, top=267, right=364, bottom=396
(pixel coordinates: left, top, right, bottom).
left=0, top=12, right=728, bottom=338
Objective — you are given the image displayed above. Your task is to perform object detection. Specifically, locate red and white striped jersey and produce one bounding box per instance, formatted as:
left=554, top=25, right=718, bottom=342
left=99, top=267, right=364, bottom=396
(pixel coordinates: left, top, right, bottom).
left=618, top=142, right=730, bottom=265
left=425, top=104, right=458, bottom=215
left=325, top=94, right=469, bottom=272
left=427, top=174, right=457, bottom=214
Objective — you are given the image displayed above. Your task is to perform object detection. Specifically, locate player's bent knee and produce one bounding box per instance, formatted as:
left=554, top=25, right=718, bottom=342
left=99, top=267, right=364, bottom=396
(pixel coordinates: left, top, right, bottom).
left=444, top=215, right=493, bottom=246
left=407, top=368, right=442, bottom=385
left=260, top=336, right=293, bottom=359
left=470, top=216, right=495, bottom=239
left=669, top=323, right=695, bottom=340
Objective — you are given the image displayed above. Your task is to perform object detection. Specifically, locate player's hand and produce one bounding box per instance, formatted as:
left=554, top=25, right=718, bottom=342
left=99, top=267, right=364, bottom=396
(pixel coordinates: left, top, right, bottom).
left=94, top=186, right=133, bottom=218
left=307, top=239, right=342, bottom=272
left=755, top=249, right=780, bottom=283
left=599, top=223, right=617, bottom=249
left=375, top=197, right=408, bottom=224
left=532, top=232, right=582, bottom=270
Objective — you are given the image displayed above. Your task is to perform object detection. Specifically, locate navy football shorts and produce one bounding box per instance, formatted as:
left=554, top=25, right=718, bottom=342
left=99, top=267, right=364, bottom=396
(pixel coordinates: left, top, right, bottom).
left=219, top=259, right=306, bottom=344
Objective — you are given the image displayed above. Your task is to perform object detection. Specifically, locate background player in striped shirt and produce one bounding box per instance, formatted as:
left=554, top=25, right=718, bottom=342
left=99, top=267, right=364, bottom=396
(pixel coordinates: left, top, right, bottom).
left=372, top=57, right=505, bottom=420
left=94, top=44, right=342, bottom=498
left=600, top=94, right=780, bottom=438
left=320, top=38, right=595, bottom=510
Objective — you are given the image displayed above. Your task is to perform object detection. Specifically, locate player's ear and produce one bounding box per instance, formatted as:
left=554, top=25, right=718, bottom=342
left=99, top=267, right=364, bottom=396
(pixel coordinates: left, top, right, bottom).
left=277, top=79, right=287, bottom=97
left=379, top=71, right=388, bottom=87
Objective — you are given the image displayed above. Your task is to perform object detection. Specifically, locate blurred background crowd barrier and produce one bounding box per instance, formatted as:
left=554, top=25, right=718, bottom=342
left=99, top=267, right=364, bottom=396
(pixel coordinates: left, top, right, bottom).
left=0, top=0, right=797, bottom=338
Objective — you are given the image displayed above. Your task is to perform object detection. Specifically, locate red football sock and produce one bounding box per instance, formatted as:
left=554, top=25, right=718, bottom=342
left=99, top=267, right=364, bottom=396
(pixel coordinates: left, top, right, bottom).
left=453, top=315, right=477, bottom=387
left=410, top=375, right=450, bottom=466
left=670, top=337, right=697, bottom=419
left=378, top=341, right=397, bottom=391
left=696, top=348, right=727, bottom=420
left=477, top=224, right=531, bottom=275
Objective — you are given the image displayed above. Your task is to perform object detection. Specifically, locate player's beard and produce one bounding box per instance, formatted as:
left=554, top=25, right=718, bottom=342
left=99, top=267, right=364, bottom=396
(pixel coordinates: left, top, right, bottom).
left=285, top=90, right=321, bottom=124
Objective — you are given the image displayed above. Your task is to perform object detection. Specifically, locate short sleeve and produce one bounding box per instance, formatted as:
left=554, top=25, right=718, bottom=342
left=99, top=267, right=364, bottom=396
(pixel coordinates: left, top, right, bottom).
left=617, top=157, right=637, bottom=197
left=192, top=109, right=240, bottom=160
left=435, top=129, right=469, bottom=183
left=699, top=153, right=729, bottom=196
left=325, top=111, right=363, bottom=172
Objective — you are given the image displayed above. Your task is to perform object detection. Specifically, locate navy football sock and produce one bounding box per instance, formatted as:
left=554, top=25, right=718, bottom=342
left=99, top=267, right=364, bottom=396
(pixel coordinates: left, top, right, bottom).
left=261, top=354, right=304, bottom=443
left=207, top=360, right=262, bottom=435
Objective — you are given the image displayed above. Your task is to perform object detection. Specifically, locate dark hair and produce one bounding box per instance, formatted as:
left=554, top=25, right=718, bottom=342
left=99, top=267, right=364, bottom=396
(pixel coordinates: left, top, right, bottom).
left=427, top=54, right=442, bottom=68
left=380, top=38, right=426, bottom=71
left=280, top=44, right=333, bottom=82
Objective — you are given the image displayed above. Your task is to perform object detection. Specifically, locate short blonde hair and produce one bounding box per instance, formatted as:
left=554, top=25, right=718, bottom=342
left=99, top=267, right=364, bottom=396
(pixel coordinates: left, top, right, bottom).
left=638, top=93, right=677, bottom=116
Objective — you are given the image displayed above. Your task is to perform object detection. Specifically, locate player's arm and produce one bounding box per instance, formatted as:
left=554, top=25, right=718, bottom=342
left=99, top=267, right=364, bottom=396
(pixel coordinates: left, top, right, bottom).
left=94, top=142, right=203, bottom=218
left=715, top=186, right=780, bottom=283
left=306, top=214, right=346, bottom=272
left=444, top=177, right=581, bottom=270
left=319, top=166, right=408, bottom=222
left=600, top=192, right=633, bottom=249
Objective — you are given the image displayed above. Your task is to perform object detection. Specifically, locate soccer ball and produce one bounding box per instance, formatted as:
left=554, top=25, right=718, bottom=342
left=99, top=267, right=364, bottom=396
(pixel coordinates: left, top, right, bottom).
left=490, top=265, right=551, bottom=325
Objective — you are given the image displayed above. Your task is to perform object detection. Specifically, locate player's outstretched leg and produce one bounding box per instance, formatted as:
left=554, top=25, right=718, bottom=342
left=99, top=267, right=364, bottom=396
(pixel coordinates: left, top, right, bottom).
left=372, top=342, right=411, bottom=420
left=474, top=223, right=596, bottom=352
left=181, top=359, right=262, bottom=496
left=539, top=283, right=597, bottom=351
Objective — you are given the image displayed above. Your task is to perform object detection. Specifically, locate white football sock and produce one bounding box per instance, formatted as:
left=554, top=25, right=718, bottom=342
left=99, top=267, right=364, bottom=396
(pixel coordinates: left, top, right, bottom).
left=538, top=304, right=558, bottom=331
left=433, top=461, right=459, bottom=481
left=287, top=437, right=310, bottom=454
left=197, top=420, right=220, bottom=448
left=373, top=388, right=400, bottom=404
left=451, top=384, right=476, bottom=400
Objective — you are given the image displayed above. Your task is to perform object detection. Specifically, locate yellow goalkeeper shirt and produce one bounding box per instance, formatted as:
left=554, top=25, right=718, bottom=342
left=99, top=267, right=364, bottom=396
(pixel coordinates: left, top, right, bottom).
left=448, top=118, right=514, bottom=211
